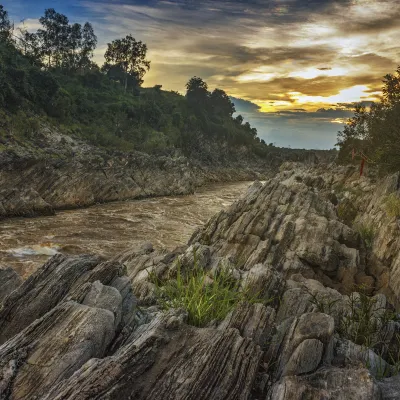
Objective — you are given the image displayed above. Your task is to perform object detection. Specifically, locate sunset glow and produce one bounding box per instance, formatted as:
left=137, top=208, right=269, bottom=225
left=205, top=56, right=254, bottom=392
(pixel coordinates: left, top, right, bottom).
left=5, top=0, right=400, bottom=148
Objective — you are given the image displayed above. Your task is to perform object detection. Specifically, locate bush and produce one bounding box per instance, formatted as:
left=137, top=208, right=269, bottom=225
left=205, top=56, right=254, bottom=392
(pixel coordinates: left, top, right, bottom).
left=337, top=199, right=358, bottom=226
left=385, top=193, right=400, bottom=218
left=339, top=291, right=382, bottom=348
left=337, top=289, right=400, bottom=378
left=151, top=257, right=264, bottom=327
left=356, top=221, right=376, bottom=249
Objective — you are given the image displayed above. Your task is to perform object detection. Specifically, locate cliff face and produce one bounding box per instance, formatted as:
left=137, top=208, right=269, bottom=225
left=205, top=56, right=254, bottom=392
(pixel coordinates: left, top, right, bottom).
left=1, top=162, right=400, bottom=399
left=0, top=126, right=334, bottom=219
left=0, top=128, right=264, bottom=219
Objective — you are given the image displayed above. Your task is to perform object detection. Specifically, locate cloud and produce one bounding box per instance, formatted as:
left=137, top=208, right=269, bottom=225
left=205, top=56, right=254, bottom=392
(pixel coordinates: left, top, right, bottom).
left=230, top=97, right=353, bottom=148
left=6, top=0, right=400, bottom=149
left=230, top=97, right=261, bottom=113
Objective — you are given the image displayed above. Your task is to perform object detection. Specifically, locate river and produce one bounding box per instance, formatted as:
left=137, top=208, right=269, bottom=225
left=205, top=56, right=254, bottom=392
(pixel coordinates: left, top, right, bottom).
left=0, top=181, right=253, bottom=279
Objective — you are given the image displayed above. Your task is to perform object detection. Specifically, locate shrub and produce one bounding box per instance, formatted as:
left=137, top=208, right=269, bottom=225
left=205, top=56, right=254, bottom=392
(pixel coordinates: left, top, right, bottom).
left=337, top=289, right=400, bottom=378
left=339, top=291, right=382, bottom=348
left=356, top=221, right=376, bottom=249
left=384, top=193, right=400, bottom=218
left=337, top=199, right=358, bottom=226
left=151, top=258, right=264, bottom=327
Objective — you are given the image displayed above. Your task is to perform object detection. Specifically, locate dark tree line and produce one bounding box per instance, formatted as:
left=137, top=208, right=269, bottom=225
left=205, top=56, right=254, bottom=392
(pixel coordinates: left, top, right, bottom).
left=0, top=4, right=268, bottom=157
left=0, top=5, right=150, bottom=90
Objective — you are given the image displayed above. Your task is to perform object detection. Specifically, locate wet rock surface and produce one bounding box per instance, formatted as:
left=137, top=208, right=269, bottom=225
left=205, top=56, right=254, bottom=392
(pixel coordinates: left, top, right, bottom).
left=1, top=162, right=400, bottom=399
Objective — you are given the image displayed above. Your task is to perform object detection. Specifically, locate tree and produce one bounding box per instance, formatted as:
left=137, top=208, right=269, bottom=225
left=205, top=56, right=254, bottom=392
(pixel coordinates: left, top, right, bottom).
left=22, top=9, right=98, bottom=71
left=103, top=34, right=150, bottom=91
left=19, top=29, right=42, bottom=65
left=0, top=5, right=13, bottom=42
left=235, top=115, right=244, bottom=125
left=67, top=23, right=82, bottom=69
left=210, top=88, right=235, bottom=118
left=186, top=76, right=209, bottom=108
left=337, top=66, right=400, bottom=173
left=37, top=8, right=70, bottom=67
left=78, top=22, right=97, bottom=71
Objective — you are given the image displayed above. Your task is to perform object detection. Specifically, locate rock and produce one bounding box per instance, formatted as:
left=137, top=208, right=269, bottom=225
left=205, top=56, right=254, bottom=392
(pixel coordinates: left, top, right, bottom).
left=269, top=367, right=382, bottom=399
left=190, top=170, right=369, bottom=293
left=1, top=162, right=400, bottom=399
left=0, top=301, right=115, bottom=400
left=82, top=280, right=122, bottom=329
left=0, top=267, right=22, bottom=304
left=0, top=187, right=54, bottom=218
left=170, top=243, right=212, bottom=275
left=334, top=338, right=393, bottom=378
left=282, top=338, right=324, bottom=376
left=41, top=310, right=263, bottom=400
left=0, top=255, right=131, bottom=345
left=218, top=302, right=276, bottom=347
left=241, top=263, right=286, bottom=305
left=379, top=374, right=400, bottom=399
left=266, top=313, right=335, bottom=380
left=0, top=254, right=101, bottom=344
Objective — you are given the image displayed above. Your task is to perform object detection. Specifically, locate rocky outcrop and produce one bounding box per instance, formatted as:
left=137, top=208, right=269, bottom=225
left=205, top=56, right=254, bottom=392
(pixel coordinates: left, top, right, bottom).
left=0, top=267, right=21, bottom=303
left=1, top=163, right=399, bottom=399
left=190, top=170, right=367, bottom=294
left=0, top=126, right=336, bottom=219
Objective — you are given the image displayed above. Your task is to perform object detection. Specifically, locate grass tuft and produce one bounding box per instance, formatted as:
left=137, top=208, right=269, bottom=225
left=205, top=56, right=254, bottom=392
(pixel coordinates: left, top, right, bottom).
left=356, top=221, right=376, bottom=249
left=384, top=193, right=400, bottom=218
left=150, top=256, right=265, bottom=327
left=337, top=199, right=358, bottom=226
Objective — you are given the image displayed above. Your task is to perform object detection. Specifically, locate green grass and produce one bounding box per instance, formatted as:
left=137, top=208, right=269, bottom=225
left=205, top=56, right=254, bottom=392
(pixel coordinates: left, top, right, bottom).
left=337, top=289, right=400, bottom=378
left=150, top=257, right=265, bottom=327
left=306, top=284, right=400, bottom=378
left=384, top=193, right=400, bottom=218
left=337, top=199, right=358, bottom=226
left=356, top=221, right=376, bottom=249
left=339, top=291, right=382, bottom=348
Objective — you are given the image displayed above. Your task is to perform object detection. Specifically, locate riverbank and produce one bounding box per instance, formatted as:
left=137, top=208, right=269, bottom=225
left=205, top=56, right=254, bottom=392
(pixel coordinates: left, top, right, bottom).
left=0, top=126, right=335, bottom=219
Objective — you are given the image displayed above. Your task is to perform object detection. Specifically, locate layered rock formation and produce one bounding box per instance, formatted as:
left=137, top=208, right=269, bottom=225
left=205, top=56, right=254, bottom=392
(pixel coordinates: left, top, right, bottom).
left=0, top=127, right=335, bottom=219
left=1, top=163, right=400, bottom=399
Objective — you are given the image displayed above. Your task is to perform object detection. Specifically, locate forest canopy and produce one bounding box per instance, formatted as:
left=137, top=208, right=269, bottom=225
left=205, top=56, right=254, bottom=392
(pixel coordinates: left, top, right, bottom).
left=0, top=4, right=270, bottom=157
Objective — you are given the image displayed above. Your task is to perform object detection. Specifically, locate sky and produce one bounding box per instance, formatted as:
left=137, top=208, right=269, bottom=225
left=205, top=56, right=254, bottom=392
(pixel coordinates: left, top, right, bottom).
left=3, top=0, right=400, bottom=149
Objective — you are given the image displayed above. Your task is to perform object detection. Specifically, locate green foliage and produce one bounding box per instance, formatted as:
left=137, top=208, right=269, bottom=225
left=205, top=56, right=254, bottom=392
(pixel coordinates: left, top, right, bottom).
left=337, top=289, right=400, bottom=378
left=0, top=4, right=271, bottom=156
left=306, top=289, right=340, bottom=315
left=337, top=199, right=358, bottom=226
left=339, top=291, right=382, bottom=348
left=151, top=257, right=265, bottom=327
left=356, top=221, right=376, bottom=249
left=337, top=66, right=400, bottom=174
left=103, top=34, right=150, bottom=90
left=0, top=41, right=59, bottom=110
left=384, top=193, right=400, bottom=218
left=0, top=4, right=13, bottom=42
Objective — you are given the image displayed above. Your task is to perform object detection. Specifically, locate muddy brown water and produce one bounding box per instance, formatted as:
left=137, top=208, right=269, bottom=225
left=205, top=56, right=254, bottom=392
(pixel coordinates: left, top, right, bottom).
left=0, top=181, right=253, bottom=279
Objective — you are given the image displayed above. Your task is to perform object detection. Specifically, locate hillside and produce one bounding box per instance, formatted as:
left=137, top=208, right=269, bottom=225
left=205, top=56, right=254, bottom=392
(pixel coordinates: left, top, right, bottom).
left=0, top=37, right=271, bottom=158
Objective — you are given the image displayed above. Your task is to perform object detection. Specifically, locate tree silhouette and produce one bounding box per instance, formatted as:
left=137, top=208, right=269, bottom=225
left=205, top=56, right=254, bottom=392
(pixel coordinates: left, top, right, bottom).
left=0, top=5, right=13, bottom=42
left=103, top=34, right=150, bottom=91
